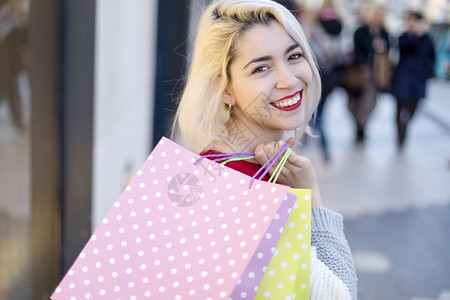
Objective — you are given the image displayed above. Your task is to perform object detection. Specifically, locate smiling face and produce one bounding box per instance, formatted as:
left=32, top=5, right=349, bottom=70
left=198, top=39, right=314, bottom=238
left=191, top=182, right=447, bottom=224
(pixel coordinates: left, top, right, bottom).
left=224, top=21, right=313, bottom=140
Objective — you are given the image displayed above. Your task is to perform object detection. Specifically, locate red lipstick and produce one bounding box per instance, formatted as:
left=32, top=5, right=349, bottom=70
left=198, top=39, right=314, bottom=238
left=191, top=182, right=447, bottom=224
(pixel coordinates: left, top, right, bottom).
left=270, top=90, right=303, bottom=112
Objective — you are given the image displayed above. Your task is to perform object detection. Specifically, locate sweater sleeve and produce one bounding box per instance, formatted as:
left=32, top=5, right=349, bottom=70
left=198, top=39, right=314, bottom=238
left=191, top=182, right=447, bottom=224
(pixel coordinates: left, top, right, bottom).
left=311, top=206, right=358, bottom=299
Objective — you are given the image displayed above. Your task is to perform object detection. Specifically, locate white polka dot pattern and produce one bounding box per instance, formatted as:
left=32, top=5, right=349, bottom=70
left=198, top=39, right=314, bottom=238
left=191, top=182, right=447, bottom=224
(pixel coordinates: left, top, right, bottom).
left=255, top=188, right=311, bottom=299
left=229, top=192, right=297, bottom=299
left=51, top=137, right=293, bottom=299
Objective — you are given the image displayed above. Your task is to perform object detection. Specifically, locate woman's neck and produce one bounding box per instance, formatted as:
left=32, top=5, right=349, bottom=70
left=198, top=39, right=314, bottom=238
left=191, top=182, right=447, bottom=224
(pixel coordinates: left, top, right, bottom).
left=211, top=112, right=285, bottom=154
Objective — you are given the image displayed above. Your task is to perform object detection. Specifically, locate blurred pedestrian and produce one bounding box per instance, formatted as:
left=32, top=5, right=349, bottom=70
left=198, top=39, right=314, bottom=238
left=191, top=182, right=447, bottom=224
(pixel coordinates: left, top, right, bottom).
left=391, top=11, right=435, bottom=147
left=303, top=0, right=352, bottom=162
left=346, top=3, right=390, bottom=142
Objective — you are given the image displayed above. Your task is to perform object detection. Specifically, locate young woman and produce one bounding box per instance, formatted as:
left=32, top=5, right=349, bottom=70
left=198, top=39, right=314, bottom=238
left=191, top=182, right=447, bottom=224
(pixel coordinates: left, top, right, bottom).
left=172, top=0, right=357, bottom=298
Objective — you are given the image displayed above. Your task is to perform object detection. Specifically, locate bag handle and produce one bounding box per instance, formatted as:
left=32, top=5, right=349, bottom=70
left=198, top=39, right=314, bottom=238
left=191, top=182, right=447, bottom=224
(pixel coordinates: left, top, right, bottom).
left=196, top=152, right=255, bottom=162
left=194, top=143, right=291, bottom=188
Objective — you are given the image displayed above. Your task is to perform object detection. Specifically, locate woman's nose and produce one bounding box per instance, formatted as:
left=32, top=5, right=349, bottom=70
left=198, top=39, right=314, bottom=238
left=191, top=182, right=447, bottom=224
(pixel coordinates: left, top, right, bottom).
left=275, top=65, right=297, bottom=90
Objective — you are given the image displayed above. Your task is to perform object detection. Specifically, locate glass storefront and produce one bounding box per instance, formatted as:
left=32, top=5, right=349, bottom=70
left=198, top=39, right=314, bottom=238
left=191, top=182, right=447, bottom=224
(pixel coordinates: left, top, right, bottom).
left=0, top=0, right=31, bottom=298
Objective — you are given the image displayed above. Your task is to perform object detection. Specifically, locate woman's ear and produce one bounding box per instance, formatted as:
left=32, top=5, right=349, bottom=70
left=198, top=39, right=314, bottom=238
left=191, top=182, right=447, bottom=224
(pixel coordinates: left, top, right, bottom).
left=221, top=89, right=235, bottom=106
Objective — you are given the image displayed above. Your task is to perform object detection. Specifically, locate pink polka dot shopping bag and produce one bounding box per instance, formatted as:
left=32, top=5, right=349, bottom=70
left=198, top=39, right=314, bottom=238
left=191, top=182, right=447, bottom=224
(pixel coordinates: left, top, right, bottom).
left=51, top=137, right=311, bottom=299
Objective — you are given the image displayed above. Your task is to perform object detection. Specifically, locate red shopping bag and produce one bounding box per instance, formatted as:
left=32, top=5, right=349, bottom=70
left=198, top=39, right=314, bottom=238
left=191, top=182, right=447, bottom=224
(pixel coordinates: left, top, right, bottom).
left=51, top=137, right=300, bottom=299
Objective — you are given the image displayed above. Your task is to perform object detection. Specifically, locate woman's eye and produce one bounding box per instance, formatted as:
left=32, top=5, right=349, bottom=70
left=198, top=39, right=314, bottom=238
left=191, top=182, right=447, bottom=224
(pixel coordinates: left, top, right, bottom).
left=289, top=53, right=303, bottom=60
left=252, top=66, right=268, bottom=74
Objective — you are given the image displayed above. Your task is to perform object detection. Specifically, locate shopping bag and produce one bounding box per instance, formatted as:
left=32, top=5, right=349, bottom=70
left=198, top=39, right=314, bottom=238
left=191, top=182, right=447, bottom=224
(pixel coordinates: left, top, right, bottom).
left=197, top=145, right=312, bottom=300
left=229, top=188, right=311, bottom=300
left=51, top=137, right=298, bottom=299
left=255, top=188, right=311, bottom=299
left=228, top=191, right=298, bottom=299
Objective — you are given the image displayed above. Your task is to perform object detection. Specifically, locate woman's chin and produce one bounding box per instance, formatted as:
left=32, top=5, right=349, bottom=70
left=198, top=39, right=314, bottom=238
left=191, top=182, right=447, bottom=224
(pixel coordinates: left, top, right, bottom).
left=281, top=120, right=304, bottom=131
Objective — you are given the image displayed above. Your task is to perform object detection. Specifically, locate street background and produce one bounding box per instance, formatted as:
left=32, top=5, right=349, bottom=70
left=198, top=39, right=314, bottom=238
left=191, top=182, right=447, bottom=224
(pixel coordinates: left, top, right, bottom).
left=301, top=79, right=450, bottom=299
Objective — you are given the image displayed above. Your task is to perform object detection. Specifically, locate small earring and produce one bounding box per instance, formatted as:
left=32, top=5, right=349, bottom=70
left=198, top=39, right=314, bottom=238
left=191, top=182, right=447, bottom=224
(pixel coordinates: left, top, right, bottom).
left=228, top=104, right=234, bottom=114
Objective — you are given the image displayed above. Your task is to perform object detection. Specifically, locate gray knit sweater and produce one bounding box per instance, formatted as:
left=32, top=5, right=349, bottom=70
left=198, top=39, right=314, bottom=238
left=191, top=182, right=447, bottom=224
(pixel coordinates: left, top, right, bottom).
left=311, top=206, right=358, bottom=299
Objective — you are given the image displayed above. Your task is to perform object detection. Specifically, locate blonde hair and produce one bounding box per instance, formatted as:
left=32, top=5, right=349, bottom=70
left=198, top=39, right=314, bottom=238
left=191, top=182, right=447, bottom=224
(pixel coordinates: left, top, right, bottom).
left=172, top=0, right=321, bottom=152
left=363, top=2, right=386, bottom=27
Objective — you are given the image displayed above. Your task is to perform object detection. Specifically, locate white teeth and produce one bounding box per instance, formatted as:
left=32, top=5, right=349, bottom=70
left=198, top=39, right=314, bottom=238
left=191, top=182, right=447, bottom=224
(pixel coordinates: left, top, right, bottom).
left=273, top=93, right=301, bottom=108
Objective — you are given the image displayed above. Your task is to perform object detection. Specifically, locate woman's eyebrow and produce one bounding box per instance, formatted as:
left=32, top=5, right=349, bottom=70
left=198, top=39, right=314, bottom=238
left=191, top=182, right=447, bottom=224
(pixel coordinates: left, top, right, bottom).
left=243, top=55, right=272, bottom=70
left=285, top=43, right=300, bottom=54
left=243, top=43, right=300, bottom=70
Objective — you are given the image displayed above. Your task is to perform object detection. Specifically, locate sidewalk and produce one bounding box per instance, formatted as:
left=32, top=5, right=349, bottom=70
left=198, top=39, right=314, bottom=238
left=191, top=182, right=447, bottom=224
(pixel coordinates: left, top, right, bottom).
left=302, top=79, right=450, bottom=299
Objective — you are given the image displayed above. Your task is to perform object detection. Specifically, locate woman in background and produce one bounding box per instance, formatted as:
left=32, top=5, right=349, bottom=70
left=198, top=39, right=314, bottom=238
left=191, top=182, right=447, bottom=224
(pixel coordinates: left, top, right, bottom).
left=391, top=11, right=435, bottom=147
left=302, top=0, right=352, bottom=162
left=347, top=3, right=390, bottom=142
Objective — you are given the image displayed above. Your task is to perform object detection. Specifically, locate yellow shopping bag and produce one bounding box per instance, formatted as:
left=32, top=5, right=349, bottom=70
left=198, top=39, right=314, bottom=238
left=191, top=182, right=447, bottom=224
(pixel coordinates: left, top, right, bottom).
left=255, top=188, right=311, bottom=299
